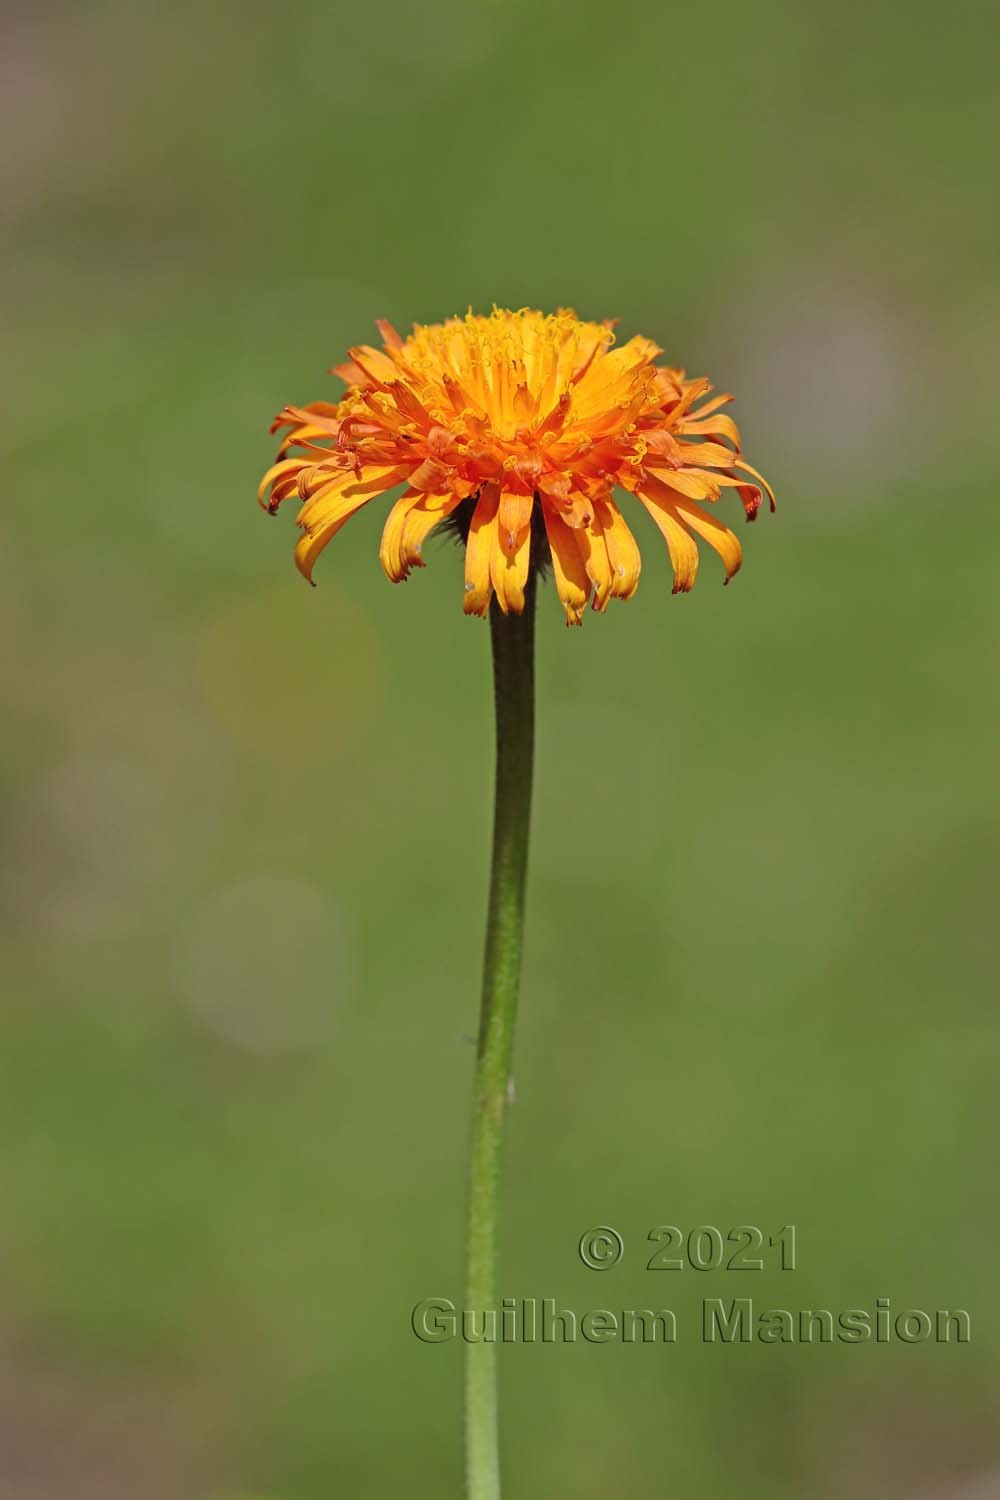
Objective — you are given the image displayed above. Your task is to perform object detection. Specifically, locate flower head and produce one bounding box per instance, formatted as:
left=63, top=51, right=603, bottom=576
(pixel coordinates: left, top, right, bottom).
left=259, top=308, right=773, bottom=625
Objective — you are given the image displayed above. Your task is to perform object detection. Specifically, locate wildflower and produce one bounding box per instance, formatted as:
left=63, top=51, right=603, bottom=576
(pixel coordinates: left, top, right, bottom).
left=259, top=308, right=773, bottom=624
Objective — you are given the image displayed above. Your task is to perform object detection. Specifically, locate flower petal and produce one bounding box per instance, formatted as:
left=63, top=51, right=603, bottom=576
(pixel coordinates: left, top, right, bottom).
left=403, top=494, right=462, bottom=573
left=375, top=319, right=405, bottom=350
left=259, top=459, right=310, bottom=512
left=577, top=518, right=614, bottom=612
left=684, top=392, right=734, bottom=422
left=675, top=413, right=742, bottom=447
left=541, top=503, right=590, bottom=626
left=294, top=478, right=373, bottom=583
left=407, top=456, right=452, bottom=493
left=379, top=491, right=462, bottom=582
left=464, top=485, right=500, bottom=617
left=489, top=517, right=531, bottom=615
left=675, top=441, right=740, bottom=470
left=593, top=497, right=642, bottom=601
left=637, top=486, right=699, bottom=593
left=668, top=497, right=742, bottom=583
left=642, top=464, right=721, bottom=501
left=498, top=490, right=534, bottom=551
left=730, top=457, right=776, bottom=511
left=346, top=345, right=399, bottom=388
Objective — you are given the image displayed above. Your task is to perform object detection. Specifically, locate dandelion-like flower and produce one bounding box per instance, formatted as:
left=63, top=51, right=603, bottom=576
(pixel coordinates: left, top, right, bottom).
left=259, top=307, right=773, bottom=624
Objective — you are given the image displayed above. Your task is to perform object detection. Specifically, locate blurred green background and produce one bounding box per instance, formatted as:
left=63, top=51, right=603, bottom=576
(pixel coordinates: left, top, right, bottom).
left=2, top=0, right=998, bottom=1495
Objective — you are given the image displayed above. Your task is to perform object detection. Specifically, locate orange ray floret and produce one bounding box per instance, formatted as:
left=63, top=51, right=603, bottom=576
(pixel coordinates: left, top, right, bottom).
left=259, top=307, right=774, bottom=625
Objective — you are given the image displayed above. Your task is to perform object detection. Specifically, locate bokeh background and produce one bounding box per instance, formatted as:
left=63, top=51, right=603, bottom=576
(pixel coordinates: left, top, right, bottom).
left=3, top=0, right=998, bottom=1495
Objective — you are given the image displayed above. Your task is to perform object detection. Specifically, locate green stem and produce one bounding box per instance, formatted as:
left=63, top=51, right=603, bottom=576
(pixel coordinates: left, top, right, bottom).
left=464, top=574, right=536, bottom=1500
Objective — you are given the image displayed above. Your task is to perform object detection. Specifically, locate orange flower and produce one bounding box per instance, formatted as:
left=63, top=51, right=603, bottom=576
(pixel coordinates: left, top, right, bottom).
left=259, top=308, right=773, bottom=625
